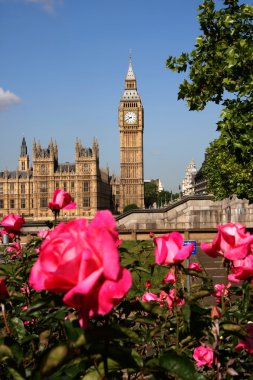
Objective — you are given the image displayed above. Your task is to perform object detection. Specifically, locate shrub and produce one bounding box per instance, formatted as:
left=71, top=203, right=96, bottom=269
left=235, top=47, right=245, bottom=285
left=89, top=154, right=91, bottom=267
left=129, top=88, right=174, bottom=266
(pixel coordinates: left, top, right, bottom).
left=123, top=203, right=139, bottom=213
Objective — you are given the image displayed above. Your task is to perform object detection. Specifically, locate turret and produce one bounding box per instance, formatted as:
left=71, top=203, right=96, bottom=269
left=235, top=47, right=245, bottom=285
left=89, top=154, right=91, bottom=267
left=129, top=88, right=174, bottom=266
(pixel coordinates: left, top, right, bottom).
left=19, top=137, right=29, bottom=171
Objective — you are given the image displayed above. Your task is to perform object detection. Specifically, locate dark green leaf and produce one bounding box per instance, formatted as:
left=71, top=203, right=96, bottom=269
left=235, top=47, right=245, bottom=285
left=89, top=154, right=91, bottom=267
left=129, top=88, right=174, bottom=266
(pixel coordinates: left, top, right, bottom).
left=41, top=345, right=69, bottom=375
left=9, top=317, right=26, bottom=343
left=159, top=350, right=207, bottom=380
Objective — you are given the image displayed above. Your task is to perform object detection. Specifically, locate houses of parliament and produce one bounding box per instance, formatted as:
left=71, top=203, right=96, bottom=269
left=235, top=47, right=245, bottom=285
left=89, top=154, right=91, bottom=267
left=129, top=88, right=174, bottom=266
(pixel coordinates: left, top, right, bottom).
left=0, top=58, right=144, bottom=220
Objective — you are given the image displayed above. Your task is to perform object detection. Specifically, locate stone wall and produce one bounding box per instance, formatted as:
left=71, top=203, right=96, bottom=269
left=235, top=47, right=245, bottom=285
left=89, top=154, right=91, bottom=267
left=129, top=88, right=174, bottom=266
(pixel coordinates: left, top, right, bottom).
left=116, top=195, right=253, bottom=230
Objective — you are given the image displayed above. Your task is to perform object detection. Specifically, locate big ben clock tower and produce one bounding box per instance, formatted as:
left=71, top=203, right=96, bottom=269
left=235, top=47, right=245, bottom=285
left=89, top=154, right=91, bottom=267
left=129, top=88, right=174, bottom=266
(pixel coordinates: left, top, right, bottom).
left=119, top=55, right=144, bottom=211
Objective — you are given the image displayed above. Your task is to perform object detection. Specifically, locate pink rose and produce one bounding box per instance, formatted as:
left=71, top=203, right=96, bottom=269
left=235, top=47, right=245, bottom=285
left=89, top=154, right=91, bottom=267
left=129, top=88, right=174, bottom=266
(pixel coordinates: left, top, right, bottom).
left=6, top=242, right=21, bottom=259
left=37, top=230, right=50, bottom=239
left=1, top=214, right=25, bottom=234
left=235, top=324, right=253, bottom=354
left=29, top=210, right=132, bottom=327
left=200, top=223, right=253, bottom=260
left=228, top=254, right=253, bottom=283
left=163, top=271, right=176, bottom=284
left=167, top=289, right=185, bottom=308
left=48, top=189, right=76, bottom=212
left=193, top=345, right=213, bottom=367
left=213, top=283, right=231, bottom=298
left=159, top=289, right=185, bottom=309
left=141, top=292, right=159, bottom=302
left=154, top=232, right=194, bottom=265
left=188, top=262, right=202, bottom=271
left=159, top=290, right=171, bottom=307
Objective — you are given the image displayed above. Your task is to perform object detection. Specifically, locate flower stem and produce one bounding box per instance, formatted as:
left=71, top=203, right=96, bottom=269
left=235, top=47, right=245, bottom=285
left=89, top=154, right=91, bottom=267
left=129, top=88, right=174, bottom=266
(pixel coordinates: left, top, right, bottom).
left=1, top=303, right=10, bottom=335
left=103, top=340, right=109, bottom=379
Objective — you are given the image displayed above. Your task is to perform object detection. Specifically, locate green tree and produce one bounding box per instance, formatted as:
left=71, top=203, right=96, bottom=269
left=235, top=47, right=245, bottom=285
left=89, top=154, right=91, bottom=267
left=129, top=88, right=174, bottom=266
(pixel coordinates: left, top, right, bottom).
left=203, top=138, right=253, bottom=201
left=166, top=0, right=253, bottom=200
left=144, top=181, right=158, bottom=208
left=157, top=190, right=179, bottom=207
left=123, top=203, right=139, bottom=213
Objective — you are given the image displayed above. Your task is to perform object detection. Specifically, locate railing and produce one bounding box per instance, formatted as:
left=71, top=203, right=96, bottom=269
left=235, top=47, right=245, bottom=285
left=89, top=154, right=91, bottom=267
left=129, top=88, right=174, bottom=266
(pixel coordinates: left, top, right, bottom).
left=118, top=228, right=218, bottom=242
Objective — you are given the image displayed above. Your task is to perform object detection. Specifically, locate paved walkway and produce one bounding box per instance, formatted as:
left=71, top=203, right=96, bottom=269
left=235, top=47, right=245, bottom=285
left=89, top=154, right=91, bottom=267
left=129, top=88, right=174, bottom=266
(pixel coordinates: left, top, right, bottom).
left=195, top=246, right=227, bottom=285
left=189, top=245, right=228, bottom=305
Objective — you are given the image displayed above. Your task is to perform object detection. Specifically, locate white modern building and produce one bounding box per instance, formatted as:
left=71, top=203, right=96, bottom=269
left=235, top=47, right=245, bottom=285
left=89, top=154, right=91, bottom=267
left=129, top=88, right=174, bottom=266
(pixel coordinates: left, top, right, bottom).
left=181, top=160, right=197, bottom=196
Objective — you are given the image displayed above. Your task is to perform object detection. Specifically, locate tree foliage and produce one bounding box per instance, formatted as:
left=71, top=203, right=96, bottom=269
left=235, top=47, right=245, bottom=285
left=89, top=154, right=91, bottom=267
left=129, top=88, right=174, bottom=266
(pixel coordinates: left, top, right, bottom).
left=123, top=203, right=139, bottom=213
left=145, top=182, right=179, bottom=209
left=166, top=0, right=253, bottom=200
left=144, top=181, right=158, bottom=208
left=202, top=138, right=253, bottom=202
left=157, top=190, right=179, bottom=207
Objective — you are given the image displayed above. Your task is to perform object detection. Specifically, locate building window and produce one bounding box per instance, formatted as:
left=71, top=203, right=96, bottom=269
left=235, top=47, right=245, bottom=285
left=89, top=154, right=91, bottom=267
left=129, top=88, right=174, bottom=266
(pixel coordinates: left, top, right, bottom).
left=21, top=198, right=26, bottom=209
left=71, top=182, right=75, bottom=191
left=0, top=199, right=3, bottom=208
left=21, top=184, right=25, bottom=194
left=21, top=161, right=25, bottom=170
left=83, top=163, right=89, bottom=173
left=83, top=197, right=90, bottom=208
left=40, top=182, right=47, bottom=193
left=55, top=182, right=59, bottom=189
left=10, top=199, right=15, bottom=209
left=40, top=198, right=48, bottom=208
left=64, top=182, right=67, bottom=191
left=41, top=164, right=46, bottom=174
left=0, top=184, right=3, bottom=194
left=9, top=183, right=14, bottom=194
left=83, top=181, right=89, bottom=192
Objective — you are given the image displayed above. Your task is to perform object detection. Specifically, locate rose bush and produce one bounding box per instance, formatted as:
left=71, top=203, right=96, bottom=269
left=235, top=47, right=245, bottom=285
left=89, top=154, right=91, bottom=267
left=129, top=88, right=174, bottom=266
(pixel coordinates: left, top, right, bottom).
left=0, top=217, right=252, bottom=379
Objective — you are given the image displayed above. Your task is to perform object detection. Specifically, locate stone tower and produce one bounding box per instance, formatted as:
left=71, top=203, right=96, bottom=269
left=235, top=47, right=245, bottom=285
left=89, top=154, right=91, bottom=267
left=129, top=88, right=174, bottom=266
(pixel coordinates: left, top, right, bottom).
left=19, top=137, right=29, bottom=171
left=32, top=139, right=59, bottom=210
left=118, top=55, right=144, bottom=211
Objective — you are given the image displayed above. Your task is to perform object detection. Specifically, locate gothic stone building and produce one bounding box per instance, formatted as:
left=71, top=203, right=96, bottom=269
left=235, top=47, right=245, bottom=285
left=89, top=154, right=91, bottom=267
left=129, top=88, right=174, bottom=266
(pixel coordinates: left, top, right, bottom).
left=0, top=137, right=112, bottom=221
left=0, top=57, right=144, bottom=220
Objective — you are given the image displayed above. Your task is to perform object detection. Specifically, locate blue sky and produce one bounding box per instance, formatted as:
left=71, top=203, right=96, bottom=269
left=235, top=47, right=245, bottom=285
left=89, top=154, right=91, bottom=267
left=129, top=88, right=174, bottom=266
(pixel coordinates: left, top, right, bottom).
left=0, top=0, right=220, bottom=192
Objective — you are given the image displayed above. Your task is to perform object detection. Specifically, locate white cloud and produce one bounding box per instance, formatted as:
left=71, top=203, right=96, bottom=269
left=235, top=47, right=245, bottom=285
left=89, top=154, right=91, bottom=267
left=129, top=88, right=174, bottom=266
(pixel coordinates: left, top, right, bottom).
left=24, top=0, right=61, bottom=13
left=0, top=0, right=63, bottom=13
left=0, top=88, right=21, bottom=110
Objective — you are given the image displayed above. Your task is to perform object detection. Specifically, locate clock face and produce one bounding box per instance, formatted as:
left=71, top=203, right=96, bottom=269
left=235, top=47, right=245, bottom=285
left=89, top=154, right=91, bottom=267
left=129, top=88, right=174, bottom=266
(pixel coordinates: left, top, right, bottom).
left=124, top=111, right=137, bottom=124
